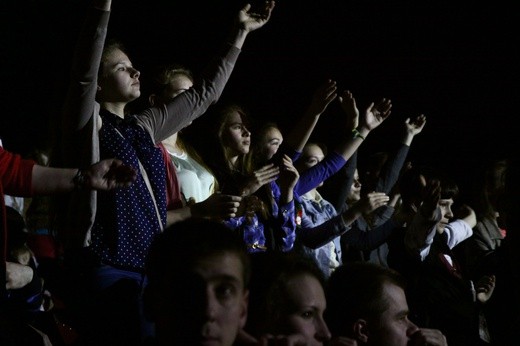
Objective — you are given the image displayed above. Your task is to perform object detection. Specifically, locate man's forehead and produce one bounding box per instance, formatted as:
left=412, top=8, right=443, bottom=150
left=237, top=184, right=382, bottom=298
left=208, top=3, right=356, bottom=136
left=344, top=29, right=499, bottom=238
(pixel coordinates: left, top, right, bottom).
left=191, top=253, right=244, bottom=283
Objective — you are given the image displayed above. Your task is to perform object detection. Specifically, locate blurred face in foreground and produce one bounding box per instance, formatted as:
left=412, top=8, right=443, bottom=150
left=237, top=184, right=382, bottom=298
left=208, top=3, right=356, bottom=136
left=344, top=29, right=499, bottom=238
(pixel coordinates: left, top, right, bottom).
left=364, top=282, right=419, bottom=346
left=281, top=273, right=331, bottom=345
left=156, top=252, right=248, bottom=346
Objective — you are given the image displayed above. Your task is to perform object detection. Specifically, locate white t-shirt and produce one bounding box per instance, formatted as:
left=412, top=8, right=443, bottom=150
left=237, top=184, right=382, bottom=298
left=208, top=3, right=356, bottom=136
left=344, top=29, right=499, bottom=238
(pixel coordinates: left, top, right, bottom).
left=170, top=150, right=215, bottom=203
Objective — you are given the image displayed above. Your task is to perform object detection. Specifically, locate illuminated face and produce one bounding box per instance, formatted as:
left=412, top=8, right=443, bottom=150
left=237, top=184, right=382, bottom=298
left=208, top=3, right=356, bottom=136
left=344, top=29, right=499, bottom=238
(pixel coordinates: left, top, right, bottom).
left=259, top=126, right=283, bottom=161
left=221, top=111, right=251, bottom=157
left=98, top=48, right=141, bottom=103
left=163, top=74, right=194, bottom=101
left=298, top=143, right=325, bottom=187
left=367, top=283, right=419, bottom=346
left=155, top=253, right=248, bottom=346
left=346, top=169, right=362, bottom=204
left=281, top=273, right=331, bottom=345
left=436, top=198, right=454, bottom=233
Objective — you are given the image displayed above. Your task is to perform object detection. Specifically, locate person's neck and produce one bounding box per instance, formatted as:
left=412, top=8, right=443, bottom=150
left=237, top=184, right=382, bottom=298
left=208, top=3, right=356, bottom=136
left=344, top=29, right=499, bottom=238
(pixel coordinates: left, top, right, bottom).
left=162, top=134, right=182, bottom=154
left=306, top=188, right=318, bottom=200
left=101, top=102, right=127, bottom=118
left=228, top=155, right=240, bottom=172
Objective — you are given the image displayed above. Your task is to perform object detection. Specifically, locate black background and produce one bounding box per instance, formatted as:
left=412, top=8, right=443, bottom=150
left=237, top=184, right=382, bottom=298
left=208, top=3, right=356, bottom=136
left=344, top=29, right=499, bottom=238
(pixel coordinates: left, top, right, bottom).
left=1, top=0, right=518, bottom=194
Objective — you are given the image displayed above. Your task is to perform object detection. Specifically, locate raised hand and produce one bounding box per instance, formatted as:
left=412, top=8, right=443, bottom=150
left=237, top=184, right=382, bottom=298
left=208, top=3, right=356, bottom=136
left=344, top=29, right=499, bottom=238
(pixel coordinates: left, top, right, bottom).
left=338, top=90, right=360, bottom=131
left=277, top=154, right=300, bottom=193
left=361, top=98, right=392, bottom=131
left=306, top=79, right=338, bottom=116
left=190, top=193, right=242, bottom=220
left=238, top=1, right=276, bottom=33
left=476, top=274, right=496, bottom=303
left=419, top=178, right=441, bottom=221
left=359, top=191, right=390, bottom=214
left=405, top=114, right=427, bottom=136
left=241, top=163, right=280, bottom=196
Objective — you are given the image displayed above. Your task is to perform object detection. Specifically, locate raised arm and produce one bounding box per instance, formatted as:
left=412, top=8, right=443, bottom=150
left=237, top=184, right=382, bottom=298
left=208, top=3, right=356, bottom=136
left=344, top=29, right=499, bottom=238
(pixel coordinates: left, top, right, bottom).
left=232, top=1, right=276, bottom=49
left=283, top=79, right=338, bottom=153
left=142, top=2, right=277, bottom=142
left=404, top=179, right=442, bottom=258
left=334, top=92, right=392, bottom=160
left=294, top=91, right=391, bottom=197
left=366, top=114, right=426, bottom=197
left=62, top=0, right=111, bottom=134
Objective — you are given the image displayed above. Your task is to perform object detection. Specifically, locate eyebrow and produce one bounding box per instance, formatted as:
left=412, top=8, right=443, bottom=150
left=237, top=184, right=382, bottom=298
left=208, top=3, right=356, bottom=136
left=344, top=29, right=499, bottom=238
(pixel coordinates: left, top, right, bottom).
left=305, top=155, right=322, bottom=161
left=395, top=309, right=409, bottom=319
left=113, top=61, right=132, bottom=68
left=209, top=274, right=243, bottom=286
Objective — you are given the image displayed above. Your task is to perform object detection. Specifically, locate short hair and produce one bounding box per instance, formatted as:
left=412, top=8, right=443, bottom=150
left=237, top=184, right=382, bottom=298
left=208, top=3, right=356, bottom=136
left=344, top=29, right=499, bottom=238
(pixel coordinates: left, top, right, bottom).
left=146, top=218, right=250, bottom=287
left=399, top=165, right=459, bottom=206
left=325, top=262, right=407, bottom=336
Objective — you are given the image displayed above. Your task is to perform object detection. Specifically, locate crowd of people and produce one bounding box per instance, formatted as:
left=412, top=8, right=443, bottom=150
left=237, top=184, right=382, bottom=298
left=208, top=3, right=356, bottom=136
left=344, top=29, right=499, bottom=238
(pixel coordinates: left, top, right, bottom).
left=1, top=1, right=518, bottom=345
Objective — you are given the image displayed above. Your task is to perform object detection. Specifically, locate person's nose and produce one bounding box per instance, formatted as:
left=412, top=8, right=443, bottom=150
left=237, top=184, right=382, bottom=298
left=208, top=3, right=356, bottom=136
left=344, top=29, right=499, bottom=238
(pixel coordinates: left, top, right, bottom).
left=204, top=292, right=218, bottom=321
left=242, top=126, right=251, bottom=137
left=315, top=316, right=332, bottom=342
left=406, top=319, right=419, bottom=337
left=130, top=67, right=140, bottom=79
left=445, top=206, right=454, bottom=219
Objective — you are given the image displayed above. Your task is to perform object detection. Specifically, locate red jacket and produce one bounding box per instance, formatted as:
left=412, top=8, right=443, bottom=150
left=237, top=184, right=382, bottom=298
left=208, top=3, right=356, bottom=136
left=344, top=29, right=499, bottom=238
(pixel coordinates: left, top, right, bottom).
left=1, top=147, right=35, bottom=276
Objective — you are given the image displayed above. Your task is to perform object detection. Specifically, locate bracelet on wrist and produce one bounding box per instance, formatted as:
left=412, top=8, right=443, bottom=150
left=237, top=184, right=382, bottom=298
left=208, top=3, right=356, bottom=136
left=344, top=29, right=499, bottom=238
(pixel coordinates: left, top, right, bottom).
left=352, top=128, right=365, bottom=140
left=72, top=169, right=89, bottom=189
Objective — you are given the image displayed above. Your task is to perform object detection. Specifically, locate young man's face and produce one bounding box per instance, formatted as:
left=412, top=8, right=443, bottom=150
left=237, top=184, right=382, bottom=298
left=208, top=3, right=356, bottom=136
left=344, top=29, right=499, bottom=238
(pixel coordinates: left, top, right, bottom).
left=156, top=252, right=248, bottom=346
left=366, top=282, right=419, bottom=346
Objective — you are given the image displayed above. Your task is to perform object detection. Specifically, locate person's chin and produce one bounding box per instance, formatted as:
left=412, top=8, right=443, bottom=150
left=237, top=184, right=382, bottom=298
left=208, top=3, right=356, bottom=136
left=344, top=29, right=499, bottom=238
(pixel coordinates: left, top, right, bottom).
left=198, top=336, right=221, bottom=346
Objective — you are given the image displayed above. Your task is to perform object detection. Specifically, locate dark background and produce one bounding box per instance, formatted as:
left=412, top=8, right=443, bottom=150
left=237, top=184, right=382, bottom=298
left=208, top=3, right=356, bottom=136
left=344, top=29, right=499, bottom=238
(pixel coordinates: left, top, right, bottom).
left=1, top=0, right=518, bottom=194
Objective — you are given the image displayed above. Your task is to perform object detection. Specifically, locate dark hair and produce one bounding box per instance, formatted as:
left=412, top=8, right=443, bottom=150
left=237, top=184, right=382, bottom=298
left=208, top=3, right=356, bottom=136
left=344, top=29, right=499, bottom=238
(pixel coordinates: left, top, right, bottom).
left=245, top=252, right=325, bottom=337
left=472, top=159, right=508, bottom=220
left=251, top=121, right=280, bottom=167
left=144, top=218, right=250, bottom=321
left=325, top=262, right=407, bottom=336
left=146, top=218, right=250, bottom=286
left=399, top=164, right=459, bottom=206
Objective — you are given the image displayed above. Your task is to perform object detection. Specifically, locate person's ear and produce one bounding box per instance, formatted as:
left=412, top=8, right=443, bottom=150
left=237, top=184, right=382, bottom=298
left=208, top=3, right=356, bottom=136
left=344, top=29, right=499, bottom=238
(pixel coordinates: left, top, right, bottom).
left=149, top=94, right=157, bottom=107
left=239, top=289, right=249, bottom=329
left=97, top=85, right=102, bottom=91
left=353, top=319, right=369, bottom=343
